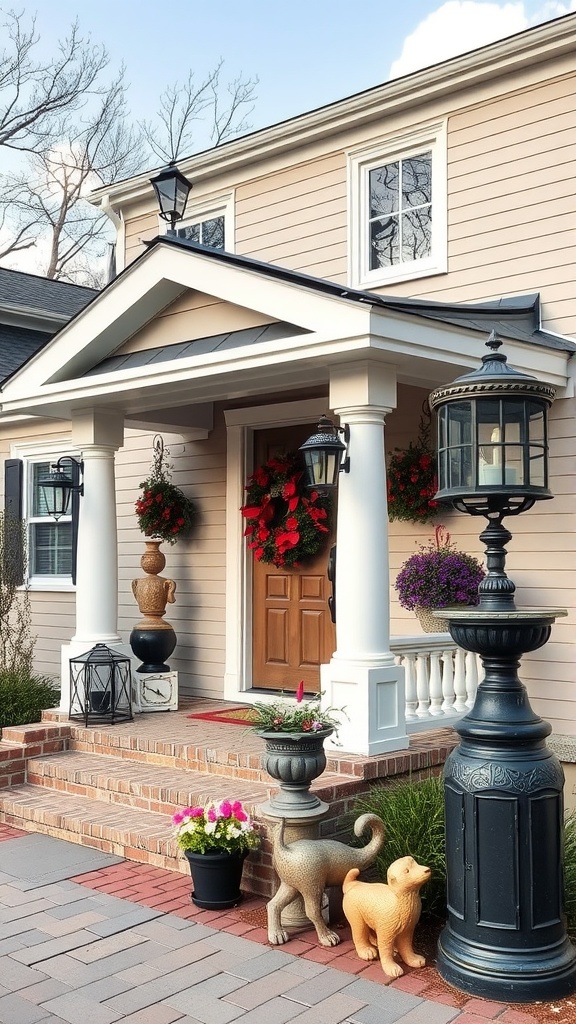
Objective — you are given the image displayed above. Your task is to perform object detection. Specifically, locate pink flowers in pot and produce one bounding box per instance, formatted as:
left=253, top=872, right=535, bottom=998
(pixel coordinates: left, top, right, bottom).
left=172, top=799, right=259, bottom=856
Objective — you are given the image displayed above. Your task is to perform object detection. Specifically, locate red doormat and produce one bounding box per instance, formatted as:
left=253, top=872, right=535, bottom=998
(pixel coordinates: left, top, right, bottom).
left=187, top=706, right=258, bottom=725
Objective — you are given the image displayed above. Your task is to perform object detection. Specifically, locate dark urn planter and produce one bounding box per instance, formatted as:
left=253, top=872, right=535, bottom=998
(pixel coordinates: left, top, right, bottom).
left=258, top=728, right=333, bottom=816
left=129, top=626, right=177, bottom=673
left=184, top=849, right=247, bottom=909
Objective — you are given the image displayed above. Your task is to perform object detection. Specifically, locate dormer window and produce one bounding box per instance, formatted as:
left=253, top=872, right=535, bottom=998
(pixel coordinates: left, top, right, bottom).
left=163, top=189, right=234, bottom=252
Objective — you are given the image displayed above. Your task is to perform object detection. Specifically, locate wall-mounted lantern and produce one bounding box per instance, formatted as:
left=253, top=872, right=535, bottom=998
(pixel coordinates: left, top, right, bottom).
left=38, top=456, right=83, bottom=521
left=299, top=416, right=350, bottom=491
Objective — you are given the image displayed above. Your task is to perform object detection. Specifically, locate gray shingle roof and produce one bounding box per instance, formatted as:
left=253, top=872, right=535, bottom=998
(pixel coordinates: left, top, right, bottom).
left=0, top=267, right=97, bottom=318
left=0, top=323, right=51, bottom=380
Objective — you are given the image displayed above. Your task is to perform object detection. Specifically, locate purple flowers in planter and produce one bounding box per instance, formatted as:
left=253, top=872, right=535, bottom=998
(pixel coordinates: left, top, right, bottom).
left=395, top=526, right=485, bottom=611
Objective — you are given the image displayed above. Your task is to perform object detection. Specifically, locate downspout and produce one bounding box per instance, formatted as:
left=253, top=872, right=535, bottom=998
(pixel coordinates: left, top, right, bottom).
left=100, top=195, right=125, bottom=277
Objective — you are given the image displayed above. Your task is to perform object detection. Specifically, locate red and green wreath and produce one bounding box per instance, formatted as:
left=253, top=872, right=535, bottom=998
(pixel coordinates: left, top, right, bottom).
left=241, top=451, right=332, bottom=568
left=387, top=412, right=440, bottom=525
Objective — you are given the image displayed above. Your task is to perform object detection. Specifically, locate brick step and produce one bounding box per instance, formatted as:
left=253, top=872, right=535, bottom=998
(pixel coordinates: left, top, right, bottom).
left=0, top=783, right=186, bottom=872
left=25, top=750, right=274, bottom=817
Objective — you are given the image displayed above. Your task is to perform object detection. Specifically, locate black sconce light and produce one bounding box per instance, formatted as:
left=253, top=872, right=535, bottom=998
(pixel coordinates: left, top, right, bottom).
left=38, top=456, right=84, bottom=521
left=150, top=161, right=193, bottom=232
left=299, top=416, right=350, bottom=491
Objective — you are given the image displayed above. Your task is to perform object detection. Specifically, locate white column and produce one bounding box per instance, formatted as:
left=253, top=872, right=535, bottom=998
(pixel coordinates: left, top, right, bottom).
left=73, top=445, right=121, bottom=645
left=60, top=410, right=130, bottom=713
left=321, top=362, right=408, bottom=755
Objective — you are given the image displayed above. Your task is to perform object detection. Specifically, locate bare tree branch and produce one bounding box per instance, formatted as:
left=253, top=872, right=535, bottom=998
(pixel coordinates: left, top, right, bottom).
left=141, top=61, right=258, bottom=162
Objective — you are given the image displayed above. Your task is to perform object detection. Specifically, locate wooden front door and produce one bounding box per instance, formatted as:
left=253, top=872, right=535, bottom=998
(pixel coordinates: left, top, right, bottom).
left=251, top=425, right=335, bottom=692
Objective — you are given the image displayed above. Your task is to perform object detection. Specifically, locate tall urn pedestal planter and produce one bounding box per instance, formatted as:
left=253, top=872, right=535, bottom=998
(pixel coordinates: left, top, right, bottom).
left=258, top=728, right=333, bottom=817
left=130, top=539, right=177, bottom=673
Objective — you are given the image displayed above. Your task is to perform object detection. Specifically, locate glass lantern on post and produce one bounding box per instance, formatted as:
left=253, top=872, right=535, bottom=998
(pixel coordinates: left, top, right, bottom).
left=428, top=333, right=576, bottom=1003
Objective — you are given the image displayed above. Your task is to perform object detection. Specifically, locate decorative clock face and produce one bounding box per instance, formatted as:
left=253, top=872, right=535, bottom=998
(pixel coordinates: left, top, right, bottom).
left=140, top=676, right=174, bottom=705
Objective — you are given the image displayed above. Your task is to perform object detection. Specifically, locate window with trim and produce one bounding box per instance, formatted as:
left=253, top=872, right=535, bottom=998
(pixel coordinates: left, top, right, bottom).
left=28, top=461, right=73, bottom=579
left=163, top=190, right=234, bottom=252
left=4, top=451, right=78, bottom=588
left=348, top=122, right=447, bottom=289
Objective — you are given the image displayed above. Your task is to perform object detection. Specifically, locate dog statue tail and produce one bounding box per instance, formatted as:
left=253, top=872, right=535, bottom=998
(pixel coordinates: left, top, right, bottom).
left=353, top=813, right=385, bottom=869
left=342, top=868, right=361, bottom=894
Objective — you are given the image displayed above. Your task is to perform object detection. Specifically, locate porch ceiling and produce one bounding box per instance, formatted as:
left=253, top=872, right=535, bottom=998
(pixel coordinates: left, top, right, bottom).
left=0, top=238, right=571, bottom=423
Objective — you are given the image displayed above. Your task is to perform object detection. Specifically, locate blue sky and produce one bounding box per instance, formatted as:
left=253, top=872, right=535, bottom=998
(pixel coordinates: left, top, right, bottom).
left=32, top=1, right=576, bottom=145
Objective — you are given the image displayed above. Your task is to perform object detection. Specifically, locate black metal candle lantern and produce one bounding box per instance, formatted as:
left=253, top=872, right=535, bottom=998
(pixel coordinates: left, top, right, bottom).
left=428, top=334, right=576, bottom=1003
left=299, top=416, right=350, bottom=490
left=69, top=644, right=132, bottom=726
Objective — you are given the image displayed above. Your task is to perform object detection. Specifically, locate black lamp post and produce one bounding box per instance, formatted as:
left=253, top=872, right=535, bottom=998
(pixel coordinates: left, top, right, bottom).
left=38, top=456, right=83, bottom=521
left=299, top=416, right=350, bottom=490
left=150, top=162, right=193, bottom=233
left=429, top=334, right=576, bottom=1002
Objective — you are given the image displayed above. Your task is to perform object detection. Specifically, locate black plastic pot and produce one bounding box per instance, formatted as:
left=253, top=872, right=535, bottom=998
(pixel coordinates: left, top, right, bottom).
left=184, top=849, right=247, bottom=909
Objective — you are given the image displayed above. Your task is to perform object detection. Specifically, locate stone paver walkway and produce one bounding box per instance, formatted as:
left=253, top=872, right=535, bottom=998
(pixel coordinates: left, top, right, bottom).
left=0, top=826, right=567, bottom=1024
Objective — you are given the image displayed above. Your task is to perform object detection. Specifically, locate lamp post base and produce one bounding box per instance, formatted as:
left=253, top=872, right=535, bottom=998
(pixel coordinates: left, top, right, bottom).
left=438, top=927, right=576, bottom=1003
left=435, top=608, right=576, bottom=1004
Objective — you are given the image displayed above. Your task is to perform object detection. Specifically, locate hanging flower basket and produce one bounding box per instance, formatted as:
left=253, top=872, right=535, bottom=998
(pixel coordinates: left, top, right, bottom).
left=387, top=408, right=440, bottom=525
left=241, top=450, right=332, bottom=568
left=135, top=435, right=197, bottom=545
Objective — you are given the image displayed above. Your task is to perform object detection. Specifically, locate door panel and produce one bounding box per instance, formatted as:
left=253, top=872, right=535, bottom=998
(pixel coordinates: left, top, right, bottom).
left=251, top=424, right=335, bottom=692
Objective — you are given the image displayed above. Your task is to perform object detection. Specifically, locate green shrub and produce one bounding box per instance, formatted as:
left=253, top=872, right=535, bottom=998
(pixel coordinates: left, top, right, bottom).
left=0, top=670, right=59, bottom=730
left=354, top=774, right=447, bottom=918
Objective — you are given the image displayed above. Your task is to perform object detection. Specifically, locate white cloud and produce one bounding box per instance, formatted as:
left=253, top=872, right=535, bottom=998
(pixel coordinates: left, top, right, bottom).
left=389, top=1, right=576, bottom=80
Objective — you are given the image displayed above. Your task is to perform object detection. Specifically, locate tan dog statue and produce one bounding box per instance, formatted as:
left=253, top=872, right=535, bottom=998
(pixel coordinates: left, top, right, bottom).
left=268, top=813, right=385, bottom=947
left=342, top=856, right=431, bottom=977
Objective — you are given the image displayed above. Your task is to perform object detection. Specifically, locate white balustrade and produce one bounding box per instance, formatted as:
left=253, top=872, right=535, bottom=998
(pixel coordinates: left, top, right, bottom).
left=391, top=633, right=482, bottom=732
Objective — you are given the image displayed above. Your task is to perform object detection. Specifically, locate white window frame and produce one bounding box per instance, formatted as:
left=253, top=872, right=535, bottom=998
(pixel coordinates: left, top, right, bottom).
left=348, top=121, right=447, bottom=289
left=160, top=188, right=235, bottom=252
left=10, top=439, right=77, bottom=592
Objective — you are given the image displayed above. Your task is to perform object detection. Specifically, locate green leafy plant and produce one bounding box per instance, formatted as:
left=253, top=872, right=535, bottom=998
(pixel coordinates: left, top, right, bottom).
left=252, top=681, right=344, bottom=734
left=172, top=800, right=260, bottom=856
left=135, top=435, right=197, bottom=545
left=354, top=774, right=447, bottom=918
left=0, top=671, right=59, bottom=729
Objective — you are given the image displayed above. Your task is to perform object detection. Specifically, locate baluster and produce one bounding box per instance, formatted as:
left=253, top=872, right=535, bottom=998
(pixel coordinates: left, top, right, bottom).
left=416, top=653, right=431, bottom=719
left=403, top=654, right=418, bottom=721
left=429, top=651, right=444, bottom=716
left=453, top=648, right=468, bottom=712
left=465, top=651, right=479, bottom=708
left=441, top=649, right=455, bottom=712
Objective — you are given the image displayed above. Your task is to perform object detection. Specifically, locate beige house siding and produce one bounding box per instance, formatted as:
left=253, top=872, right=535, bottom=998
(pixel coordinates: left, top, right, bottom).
left=115, top=292, right=276, bottom=355
left=120, top=57, right=576, bottom=338
left=116, top=421, right=227, bottom=701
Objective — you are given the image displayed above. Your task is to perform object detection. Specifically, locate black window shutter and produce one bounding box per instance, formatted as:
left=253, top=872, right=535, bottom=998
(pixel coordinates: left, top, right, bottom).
left=3, top=458, right=24, bottom=586
left=71, top=459, right=80, bottom=586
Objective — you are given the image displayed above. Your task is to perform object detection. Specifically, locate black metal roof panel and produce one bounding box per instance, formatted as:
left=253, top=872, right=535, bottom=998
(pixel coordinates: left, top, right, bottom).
left=0, top=267, right=97, bottom=318
left=148, top=237, right=576, bottom=354
left=0, top=323, right=51, bottom=380
left=84, top=321, right=309, bottom=377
